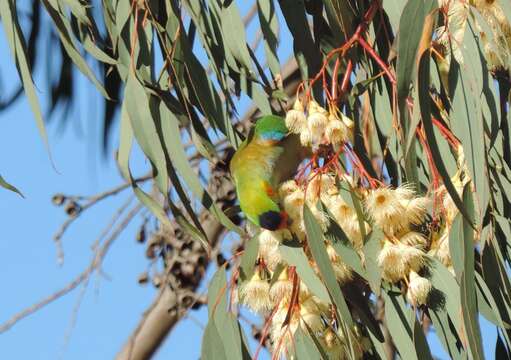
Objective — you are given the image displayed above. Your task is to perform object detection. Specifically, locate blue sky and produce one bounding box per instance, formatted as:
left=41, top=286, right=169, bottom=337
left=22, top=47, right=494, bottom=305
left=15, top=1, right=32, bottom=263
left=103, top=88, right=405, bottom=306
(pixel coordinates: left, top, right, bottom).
left=0, top=23, right=207, bottom=360
left=0, top=2, right=499, bottom=359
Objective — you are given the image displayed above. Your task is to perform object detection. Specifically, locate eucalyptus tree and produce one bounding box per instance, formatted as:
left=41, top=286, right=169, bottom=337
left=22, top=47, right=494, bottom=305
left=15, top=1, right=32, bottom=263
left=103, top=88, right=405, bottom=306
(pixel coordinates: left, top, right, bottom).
left=1, top=0, right=511, bottom=359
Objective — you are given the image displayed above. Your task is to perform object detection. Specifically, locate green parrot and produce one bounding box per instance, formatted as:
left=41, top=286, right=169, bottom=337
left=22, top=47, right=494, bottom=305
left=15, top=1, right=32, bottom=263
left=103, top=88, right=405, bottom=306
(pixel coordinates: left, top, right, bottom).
left=230, top=115, right=308, bottom=230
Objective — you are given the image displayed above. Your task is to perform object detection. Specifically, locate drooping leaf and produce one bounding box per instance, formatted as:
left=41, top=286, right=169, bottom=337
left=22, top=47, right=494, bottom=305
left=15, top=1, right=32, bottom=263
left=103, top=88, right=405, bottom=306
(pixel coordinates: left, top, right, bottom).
left=383, top=289, right=417, bottom=360
left=279, top=241, right=330, bottom=303
left=40, top=0, right=109, bottom=98
left=303, top=205, right=353, bottom=326
left=448, top=23, right=489, bottom=220
left=458, top=189, right=484, bottom=360
left=206, top=267, right=250, bottom=360
left=239, top=235, right=259, bottom=281
left=257, top=0, right=281, bottom=77
left=294, top=327, right=327, bottom=360
left=417, top=47, right=474, bottom=226
left=363, top=228, right=383, bottom=295
left=159, top=103, right=242, bottom=235
left=303, top=205, right=356, bottom=359
left=396, top=0, right=436, bottom=104
left=0, top=174, right=23, bottom=198
left=0, top=0, right=50, bottom=157
left=117, top=100, right=172, bottom=228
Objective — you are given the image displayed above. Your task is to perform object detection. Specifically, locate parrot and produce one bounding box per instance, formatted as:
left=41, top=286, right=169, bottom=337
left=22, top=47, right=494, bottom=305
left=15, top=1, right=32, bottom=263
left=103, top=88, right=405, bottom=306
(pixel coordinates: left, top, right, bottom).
left=230, top=115, right=309, bottom=231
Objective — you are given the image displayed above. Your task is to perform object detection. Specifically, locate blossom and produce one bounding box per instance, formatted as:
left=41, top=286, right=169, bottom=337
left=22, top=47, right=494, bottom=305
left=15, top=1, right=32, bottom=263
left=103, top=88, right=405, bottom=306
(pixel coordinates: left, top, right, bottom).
left=307, top=101, right=329, bottom=144
left=285, top=99, right=307, bottom=134
left=365, top=186, right=407, bottom=235
left=378, top=241, right=409, bottom=282
left=401, top=196, right=430, bottom=225
left=406, top=271, right=432, bottom=306
left=325, top=116, right=348, bottom=148
left=239, top=272, right=272, bottom=313
left=399, top=231, right=428, bottom=249
left=269, top=268, right=293, bottom=304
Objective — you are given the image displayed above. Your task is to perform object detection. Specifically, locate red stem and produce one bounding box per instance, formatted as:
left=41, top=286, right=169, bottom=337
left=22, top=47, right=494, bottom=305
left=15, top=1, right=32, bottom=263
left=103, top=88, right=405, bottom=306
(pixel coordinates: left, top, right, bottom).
left=331, top=57, right=341, bottom=101
left=357, top=36, right=396, bottom=84
left=340, top=59, right=354, bottom=97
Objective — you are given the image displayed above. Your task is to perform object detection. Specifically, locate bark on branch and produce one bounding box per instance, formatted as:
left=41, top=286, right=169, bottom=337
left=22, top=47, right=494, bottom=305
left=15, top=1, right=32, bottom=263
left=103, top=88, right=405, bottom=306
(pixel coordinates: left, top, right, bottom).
left=116, top=156, right=233, bottom=360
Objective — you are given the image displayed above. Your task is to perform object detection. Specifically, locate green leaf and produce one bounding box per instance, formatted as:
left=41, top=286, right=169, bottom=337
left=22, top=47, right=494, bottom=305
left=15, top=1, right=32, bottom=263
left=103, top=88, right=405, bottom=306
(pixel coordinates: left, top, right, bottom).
left=325, top=221, right=366, bottom=278
left=426, top=258, right=463, bottom=339
left=302, top=205, right=357, bottom=359
left=448, top=213, right=464, bottom=282
left=367, top=328, right=390, bottom=360
left=413, top=316, right=433, bottom=360
left=384, top=289, right=417, bottom=360
left=256, top=0, right=280, bottom=77
left=40, top=0, right=109, bottom=98
left=220, top=2, right=254, bottom=75
left=206, top=267, right=250, bottom=360
left=239, top=236, right=259, bottom=281
left=303, top=205, right=353, bottom=325
left=323, top=0, right=354, bottom=46
left=278, top=0, right=321, bottom=97
left=279, top=241, right=330, bottom=303
left=417, top=49, right=474, bottom=226
left=125, top=74, right=169, bottom=196
left=117, top=101, right=172, bottom=228
left=82, top=36, right=117, bottom=65
left=159, top=103, right=242, bottom=235
left=0, top=0, right=50, bottom=157
left=396, top=0, right=436, bottom=103
left=458, top=188, right=484, bottom=360
left=382, top=0, right=407, bottom=30
left=202, top=320, right=228, bottom=360
left=428, top=307, right=465, bottom=360
left=447, top=187, right=484, bottom=359
left=460, top=272, right=484, bottom=360
left=449, top=24, right=490, bottom=221
left=362, top=228, right=383, bottom=295
left=0, top=174, right=23, bottom=198
left=475, top=271, right=510, bottom=334
left=61, top=0, right=91, bottom=26
left=294, top=327, right=326, bottom=360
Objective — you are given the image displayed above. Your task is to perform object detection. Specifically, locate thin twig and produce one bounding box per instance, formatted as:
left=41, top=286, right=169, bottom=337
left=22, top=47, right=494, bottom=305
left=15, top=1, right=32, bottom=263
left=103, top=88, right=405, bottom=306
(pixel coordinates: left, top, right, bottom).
left=0, top=204, right=143, bottom=334
left=53, top=175, right=150, bottom=264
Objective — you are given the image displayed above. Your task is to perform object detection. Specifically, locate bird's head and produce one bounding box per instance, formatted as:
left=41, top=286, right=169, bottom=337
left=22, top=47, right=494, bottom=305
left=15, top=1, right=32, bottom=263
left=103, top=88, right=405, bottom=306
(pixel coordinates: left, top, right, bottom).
left=254, top=115, right=288, bottom=143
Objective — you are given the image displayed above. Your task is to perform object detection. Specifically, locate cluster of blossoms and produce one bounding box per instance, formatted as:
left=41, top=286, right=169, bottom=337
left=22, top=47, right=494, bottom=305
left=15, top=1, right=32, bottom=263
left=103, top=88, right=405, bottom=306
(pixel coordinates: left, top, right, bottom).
left=238, top=178, right=456, bottom=356
left=236, top=99, right=476, bottom=358
left=285, top=99, right=354, bottom=150
left=238, top=262, right=371, bottom=359
left=365, top=185, right=433, bottom=306
left=436, top=0, right=511, bottom=74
